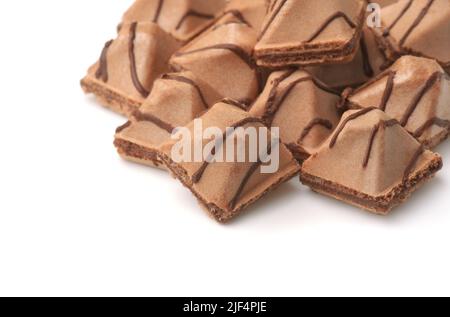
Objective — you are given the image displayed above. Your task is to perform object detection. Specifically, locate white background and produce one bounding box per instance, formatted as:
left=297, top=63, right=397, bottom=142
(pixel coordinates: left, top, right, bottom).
left=0, top=0, right=449, bottom=297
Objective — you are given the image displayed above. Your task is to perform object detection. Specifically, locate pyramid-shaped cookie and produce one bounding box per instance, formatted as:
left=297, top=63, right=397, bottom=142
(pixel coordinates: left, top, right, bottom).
left=170, top=20, right=261, bottom=106
left=254, top=0, right=366, bottom=67
left=121, top=0, right=228, bottom=42
left=114, top=71, right=222, bottom=168
left=301, top=108, right=442, bottom=214
left=343, top=56, right=450, bottom=148
left=81, top=22, right=180, bottom=116
left=158, top=101, right=300, bottom=222
left=307, top=27, right=389, bottom=90
left=250, top=69, right=341, bottom=161
left=375, top=0, right=450, bottom=73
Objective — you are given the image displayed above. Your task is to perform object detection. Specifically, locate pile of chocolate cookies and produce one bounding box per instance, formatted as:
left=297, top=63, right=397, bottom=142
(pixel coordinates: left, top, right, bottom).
left=81, top=0, right=450, bottom=223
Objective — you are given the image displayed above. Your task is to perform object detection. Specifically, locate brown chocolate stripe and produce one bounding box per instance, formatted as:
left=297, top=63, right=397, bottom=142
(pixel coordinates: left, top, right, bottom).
left=403, top=145, right=425, bottom=181
left=259, top=0, right=287, bottom=40
left=262, top=69, right=296, bottom=124
left=400, top=71, right=442, bottom=126
left=228, top=140, right=278, bottom=210
left=270, top=0, right=280, bottom=13
left=115, top=121, right=132, bottom=134
left=192, top=117, right=266, bottom=183
left=265, top=74, right=340, bottom=125
left=133, top=111, right=175, bottom=133
left=221, top=98, right=250, bottom=111
left=298, top=118, right=333, bottom=143
left=223, top=9, right=252, bottom=28
left=95, top=40, right=113, bottom=82
left=129, top=23, right=150, bottom=98
left=175, top=10, right=215, bottom=30
left=306, top=11, right=357, bottom=43
left=379, top=71, right=396, bottom=111
left=348, top=70, right=448, bottom=139
left=267, top=77, right=313, bottom=124
left=345, top=69, right=396, bottom=111
left=161, top=74, right=209, bottom=108
left=174, top=44, right=256, bottom=70
left=363, top=119, right=399, bottom=168
left=329, top=107, right=377, bottom=148
left=413, top=117, right=450, bottom=138
left=153, top=0, right=164, bottom=23
left=399, top=0, right=435, bottom=47
left=383, top=0, right=413, bottom=37
left=360, top=35, right=374, bottom=77
left=185, top=9, right=252, bottom=43
left=350, top=67, right=397, bottom=95
left=211, top=9, right=252, bottom=31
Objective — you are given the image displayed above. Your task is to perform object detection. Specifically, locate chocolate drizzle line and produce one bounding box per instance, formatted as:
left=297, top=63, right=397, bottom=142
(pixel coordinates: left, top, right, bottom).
left=403, top=146, right=425, bottom=181
left=115, top=121, right=132, bottom=134
left=153, top=0, right=164, bottom=23
left=221, top=98, right=250, bottom=111
left=262, top=69, right=296, bottom=124
left=413, top=117, right=450, bottom=138
left=399, top=0, right=435, bottom=47
left=129, top=23, right=150, bottom=98
left=133, top=111, right=175, bottom=134
left=270, top=0, right=280, bottom=13
left=344, top=68, right=397, bottom=110
left=161, top=74, right=209, bottom=108
left=95, top=40, right=113, bottom=82
left=363, top=119, right=399, bottom=168
left=348, top=70, right=448, bottom=138
left=379, top=71, right=396, bottom=111
left=222, top=10, right=252, bottom=28
left=306, top=11, right=357, bottom=43
left=191, top=117, right=266, bottom=184
left=267, top=77, right=313, bottom=123
left=228, top=140, right=278, bottom=210
left=359, top=36, right=374, bottom=77
left=174, top=43, right=262, bottom=93
left=175, top=10, right=215, bottom=30
left=264, top=73, right=340, bottom=125
left=186, top=9, right=252, bottom=43
left=258, top=0, right=287, bottom=40
left=400, top=71, right=441, bottom=126
left=350, top=67, right=396, bottom=95
left=298, top=118, right=333, bottom=143
left=174, top=44, right=256, bottom=70
left=382, top=0, right=413, bottom=37
left=259, top=2, right=357, bottom=43
left=329, top=107, right=377, bottom=148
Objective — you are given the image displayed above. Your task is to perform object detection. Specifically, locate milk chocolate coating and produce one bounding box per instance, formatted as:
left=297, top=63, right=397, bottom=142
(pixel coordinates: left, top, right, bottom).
left=114, top=71, right=222, bottom=168
left=375, top=0, right=450, bottom=73
left=121, top=0, right=228, bottom=42
left=301, top=108, right=442, bottom=214
left=170, top=19, right=261, bottom=105
left=254, top=0, right=366, bottom=67
left=343, top=56, right=450, bottom=148
left=158, top=101, right=300, bottom=222
left=115, top=8, right=269, bottom=167
left=306, top=27, right=389, bottom=90
left=250, top=69, right=341, bottom=161
left=81, top=22, right=181, bottom=116
left=84, top=0, right=449, bottom=222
